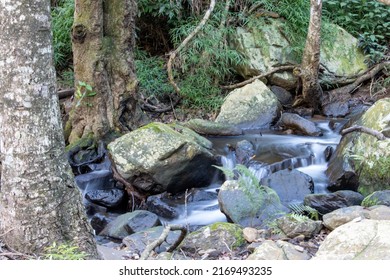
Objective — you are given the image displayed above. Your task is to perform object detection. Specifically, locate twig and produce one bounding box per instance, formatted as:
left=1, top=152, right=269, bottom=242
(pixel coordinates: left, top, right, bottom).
left=140, top=224, right=187, bottom=260
left=167, top=0, right=216, bottom=96
left=341, top=125, right=387, bottom=141
left=0, top=228, right=15, bottom=237
left=220, top=65, right=297, bottom=90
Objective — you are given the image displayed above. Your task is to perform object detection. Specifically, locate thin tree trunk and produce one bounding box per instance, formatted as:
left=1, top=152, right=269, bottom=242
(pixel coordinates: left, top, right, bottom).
left=300, top=0, right=323, bottom=111
left=68, top=0, right=139, bottom=144
left=0, top=0, right=98, bottom=258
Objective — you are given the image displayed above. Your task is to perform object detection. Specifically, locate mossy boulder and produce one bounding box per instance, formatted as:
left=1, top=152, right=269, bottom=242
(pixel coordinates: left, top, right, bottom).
left=178, top=222, right=245, bottom=255
left=231, top=18, right=367, bottom=89
left=326, top=98, right=390, bottom=195
left=108, top=122, right=217, bottom=194
left=215, top=79, right=280, bottom=129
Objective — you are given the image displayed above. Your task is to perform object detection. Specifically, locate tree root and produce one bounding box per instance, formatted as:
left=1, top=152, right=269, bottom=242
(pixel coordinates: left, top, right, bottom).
left=326, top=61, right=390, bottom=97
left=167, top=0, right=216, bottom=96
left=341, top=125, right=387, bottom=141
left=220, top=65, right=297, bottom=90
left=140, top=224, right=187, bottom=260
left=58, top=88, right=75, bottom=99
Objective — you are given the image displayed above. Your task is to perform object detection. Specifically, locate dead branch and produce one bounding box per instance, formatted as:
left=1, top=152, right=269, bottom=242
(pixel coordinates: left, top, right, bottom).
left=341, top=125, right=387, bottom=141
left=167, top=0, right=216, bottom=96
left=58, top=88, right=74, bottom=99
left=221, top=65, right=297, bottom=90
left=327, top=61, right=390, bottom=97
left=140, top=224, right=187, bottom=260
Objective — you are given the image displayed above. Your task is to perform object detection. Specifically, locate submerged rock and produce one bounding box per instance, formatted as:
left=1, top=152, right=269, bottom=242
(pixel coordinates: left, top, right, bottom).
left=108, top=122, right=217, bottom=194
left=303, top=190, right=364, bottom=215
left=215, top=79, right=280, bottom=129
left=314, top=219, right=390, bottom=260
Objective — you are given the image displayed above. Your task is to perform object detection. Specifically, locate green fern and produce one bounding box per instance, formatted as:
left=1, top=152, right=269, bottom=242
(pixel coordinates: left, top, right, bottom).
left=288, top=203, right=319, bottom=220
left=43, top=242, right=88, bottom=260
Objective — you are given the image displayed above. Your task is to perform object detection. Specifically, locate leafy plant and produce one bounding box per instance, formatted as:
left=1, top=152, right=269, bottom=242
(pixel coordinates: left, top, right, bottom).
left=43, top=242, right=88, bottom=260
left=75, top=81, right=96, bottom=107
left=51, top=0, right=74, bottom=70
left=288, top=203, right=320, bottom=220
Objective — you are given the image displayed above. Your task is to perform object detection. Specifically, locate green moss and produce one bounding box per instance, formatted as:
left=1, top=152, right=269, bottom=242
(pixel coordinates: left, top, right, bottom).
left=208, top=222, right=245, bottom=248
left=65, top=132, right=95, bottom=152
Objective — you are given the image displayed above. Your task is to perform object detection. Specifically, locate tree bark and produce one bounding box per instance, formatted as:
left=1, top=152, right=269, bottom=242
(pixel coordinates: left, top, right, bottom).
left=300, top=0, right=323, bottom=111
left=0, top=0, right=98, bottom=258
left=68, top=0, right=139, bottom=144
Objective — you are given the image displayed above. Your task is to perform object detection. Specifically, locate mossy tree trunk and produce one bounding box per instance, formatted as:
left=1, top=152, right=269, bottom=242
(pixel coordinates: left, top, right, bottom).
left=68, top=0, right=139, bottom=144
left=0, top=0, right=98, bottom=257
left=301, top=0, right=323, bottom=111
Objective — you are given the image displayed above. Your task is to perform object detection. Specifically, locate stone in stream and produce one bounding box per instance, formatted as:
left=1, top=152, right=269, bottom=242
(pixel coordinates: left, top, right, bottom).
left=278, top=113, right=322, bottom=136
left=85, top=188, right=126, bottom=209
left=260, top=169, right=314, bottom=206
left=270, top=86, right=293, bottom=106
left=218, top=180, right=287, bottom=228
left=303, top=190, right=364, bottom=215
left=90, top=213, right=111, bottom=235
left=235, top=140, right=256, bottom=164
left=99, top=210, right=161, bottom=240
left=322, top=101, right=350, bottom=118
left=182, top=118, right=243, bottom=136
left=146, top=194, right=180, bottom=219
left=108, top=122, right=217, bottom=195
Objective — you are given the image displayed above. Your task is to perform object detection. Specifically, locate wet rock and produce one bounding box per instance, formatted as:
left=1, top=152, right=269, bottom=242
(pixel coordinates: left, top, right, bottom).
left=125, top=210, right=161, bottom=233
left=215, top=79, right=280, bottom=129
left=146, top=194, right=180, bottom=219
left=304, top=190, right=364, bottom=215
left=85, top=188, right=126, bottom=209
left=314, top=219, right=390, bottom=260
left=123, top=226, right=183, bottom=254
left=187, top=189, right=218, bottom=202
left=326, top=98, right=390, bottom=195
left=279, top=113, right=322, bottom=136
left=108, top=122, right=217, bottom=194
left=178, top=222, right=245, bottom=256
left=100, top=210, right=161, bottom=240
left=324, top=146, right=334, bottom=162
left=362, top=190, right=390, bottom=207
left=274, top=215, right=322, bottom=238
left=235, top=140, right=256, bottom=164
left=261, top=169, right=314, bottom=206
left=247, top=240, right=310, bottom=260
left=322, top=206, right=370, bottom=231
left=218, top=180, right=287, bottom=228
left=270, top=86, right=293, bottom=106
left=322, top=102, right=349, bottom=118
left=75, top=169, right=114, bottom=193
left=183, top=118, right=243, bottom=136
left=90, top=213, right=111, bottom=235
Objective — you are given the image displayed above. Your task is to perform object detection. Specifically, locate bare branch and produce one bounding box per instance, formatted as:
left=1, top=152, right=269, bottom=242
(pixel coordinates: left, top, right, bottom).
left=220, top=65, right=297, bottom=90
left=140, top=224, right=187, bottom=260
left=167, top=0, right=216, bottom=96
left=341, top=125, right=387, bottom=141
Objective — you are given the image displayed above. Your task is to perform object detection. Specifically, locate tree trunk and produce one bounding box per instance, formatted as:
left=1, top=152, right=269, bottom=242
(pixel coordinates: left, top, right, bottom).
left=300, top=0, right=323, bottom=111
left=0, top=0, right=98, bottom=258
left=68, top=0, right=139, bottom=144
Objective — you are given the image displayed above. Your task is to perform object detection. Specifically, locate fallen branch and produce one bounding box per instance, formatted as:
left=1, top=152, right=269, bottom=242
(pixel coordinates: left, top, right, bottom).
left=58, top=88, right=74, bottom=99
left=220, top=65, right=297, bottom=90
left=140, top=224, right=187, bottom=260
left=167, top=0, right=216, bottom=96
left=327, top=61, right=390, bottom=97
left=341, top=125, right=387, bottom=141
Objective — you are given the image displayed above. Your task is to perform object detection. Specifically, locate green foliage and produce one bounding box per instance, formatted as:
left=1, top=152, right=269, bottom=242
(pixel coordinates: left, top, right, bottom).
left=361, top=196, right=379, bottom=207
left=288, top=203, right=319, bottom=220
left=75, top=81, right=96, bottom=107
left=43, top=242, right=88, bottom=260
left=51, top=0, right=74, bottom=70
left=323, top=0, right=389, bottom=64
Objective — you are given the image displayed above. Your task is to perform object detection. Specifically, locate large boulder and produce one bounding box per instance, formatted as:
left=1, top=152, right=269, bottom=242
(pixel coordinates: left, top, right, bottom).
left=108, top=122, right=217, bottom=194
left=326, top=98, right=390, bottom=195
left=261, top=169, right=314, bottom=206
left=303, top=190, right=364, bottom=215
left=218, top=180, right=286, bottom=228
left=215, top=79, right=280, bottom=129
left=314, top=219, right=390, bottom=260
left=231, top=18, right=367, bottom=89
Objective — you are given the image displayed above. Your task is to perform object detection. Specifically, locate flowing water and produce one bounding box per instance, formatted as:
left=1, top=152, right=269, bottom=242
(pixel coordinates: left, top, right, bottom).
left=167, top=119, right=345, bottom=227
